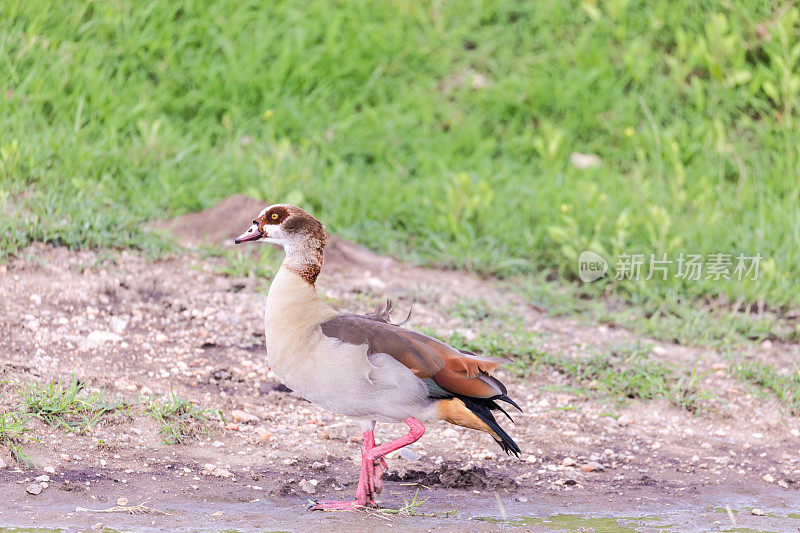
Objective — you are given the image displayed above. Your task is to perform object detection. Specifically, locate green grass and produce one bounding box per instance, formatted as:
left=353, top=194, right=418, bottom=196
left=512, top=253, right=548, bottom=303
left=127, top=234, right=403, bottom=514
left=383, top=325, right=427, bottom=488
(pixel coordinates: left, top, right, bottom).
left=3, top=376, right=121, bottom=467
left=199, top=245, right=281, bottom=289
left=146, top=386, right=210, bottom=444
left=14, top=376, right=121, bottom=433
left=731, top=361, right=800, bottom=415
left=0, top=411, right=36, bottom=467
left=1, top=1, right=798, bottom=324
left=443, top=323, right=715, bottom=412
left=521, top=274, right=799, bottom=346
left=550, top=347, right=715, bottom=413
left=370, top=488, right=456, bottom=519
left=1, top=377, right=212, bottom=466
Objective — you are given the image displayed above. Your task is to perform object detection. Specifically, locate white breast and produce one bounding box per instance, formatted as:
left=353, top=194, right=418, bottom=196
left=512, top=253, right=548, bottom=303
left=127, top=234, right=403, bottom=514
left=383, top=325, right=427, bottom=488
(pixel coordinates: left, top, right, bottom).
left=263, top=268, right=435, bottom=422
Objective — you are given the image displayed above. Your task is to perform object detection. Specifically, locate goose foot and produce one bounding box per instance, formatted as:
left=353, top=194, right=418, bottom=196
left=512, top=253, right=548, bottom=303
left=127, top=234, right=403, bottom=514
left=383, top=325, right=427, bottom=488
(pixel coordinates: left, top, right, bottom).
left=312, top=418, right=424, bottom=510
left=309, top=499, right=371, bottom=511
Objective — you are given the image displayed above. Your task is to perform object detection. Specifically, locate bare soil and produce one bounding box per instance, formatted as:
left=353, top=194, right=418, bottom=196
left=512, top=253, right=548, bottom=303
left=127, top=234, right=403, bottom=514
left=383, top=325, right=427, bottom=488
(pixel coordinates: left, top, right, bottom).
left=1, top=198, right=799, bottom=532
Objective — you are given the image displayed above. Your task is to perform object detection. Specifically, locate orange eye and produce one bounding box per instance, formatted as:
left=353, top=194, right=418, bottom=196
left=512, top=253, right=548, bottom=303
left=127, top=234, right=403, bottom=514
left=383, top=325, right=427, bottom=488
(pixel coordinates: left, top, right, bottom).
left=270, top=213, right=279, bottom=220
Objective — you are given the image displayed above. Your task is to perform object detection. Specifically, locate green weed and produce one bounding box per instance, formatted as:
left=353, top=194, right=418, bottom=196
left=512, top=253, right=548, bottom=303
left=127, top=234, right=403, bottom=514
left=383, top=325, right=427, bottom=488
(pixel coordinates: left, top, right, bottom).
left=371, top=488, right=456, bottom=519
left=445, top=325, right=715, bottom=412
left=147, top=386, right=210, bottom=444
left=14, top=376, right=120, bottom=433
left=200, top=245, right=281, bottom=285
left=731, top=361, right=800, bottom=415
left=0, top=411, right=36, bottom=467
left=445, top=298, right=494, bottom=323
left=520, top=274, right=797, bottom=346
left=550, top=350, right=714, bottom=413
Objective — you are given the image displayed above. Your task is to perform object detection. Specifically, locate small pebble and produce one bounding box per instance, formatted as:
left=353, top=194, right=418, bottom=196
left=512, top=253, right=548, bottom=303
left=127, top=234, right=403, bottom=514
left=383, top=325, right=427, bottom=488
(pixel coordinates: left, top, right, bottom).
left=400, top=448, right=420, bottom=461
left=582, top=461, right=605, bottom=472
left=325, top=424, right=348, bottom=441
left=299, top=479, right=318, bottom=494
left=87, top=330, right=123, bottom=344
left=231, top=410, right=260, bottom=424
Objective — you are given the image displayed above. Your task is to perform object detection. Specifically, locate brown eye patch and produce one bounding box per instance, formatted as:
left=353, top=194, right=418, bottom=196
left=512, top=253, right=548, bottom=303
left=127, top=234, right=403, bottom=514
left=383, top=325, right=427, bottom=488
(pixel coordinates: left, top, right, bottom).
left=259, top=206, right=290, bottom=225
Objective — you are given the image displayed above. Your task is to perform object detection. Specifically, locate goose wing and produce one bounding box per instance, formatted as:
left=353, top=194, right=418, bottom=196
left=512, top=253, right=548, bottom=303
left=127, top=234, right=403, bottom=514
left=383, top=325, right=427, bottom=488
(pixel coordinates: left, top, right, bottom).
left=319, top=312, right=511, bottom=400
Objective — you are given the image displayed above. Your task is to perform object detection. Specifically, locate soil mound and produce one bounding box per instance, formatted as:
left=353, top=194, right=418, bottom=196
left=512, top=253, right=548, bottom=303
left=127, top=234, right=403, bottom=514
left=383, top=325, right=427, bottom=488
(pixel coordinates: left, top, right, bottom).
left=149, top=194, right=266, bottom=246
left=151, top=194, right=394, bottom=271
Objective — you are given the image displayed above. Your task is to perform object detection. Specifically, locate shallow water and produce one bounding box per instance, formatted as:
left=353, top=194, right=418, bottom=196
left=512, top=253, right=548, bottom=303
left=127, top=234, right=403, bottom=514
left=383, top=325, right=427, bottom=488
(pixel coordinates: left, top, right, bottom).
left=477, top=506, right=800, bottom=533
left=2, top=490, right=799, bottom=532
left=478, top=513, right=668, bottom=531
left=0, top=529, right=120, bottom=533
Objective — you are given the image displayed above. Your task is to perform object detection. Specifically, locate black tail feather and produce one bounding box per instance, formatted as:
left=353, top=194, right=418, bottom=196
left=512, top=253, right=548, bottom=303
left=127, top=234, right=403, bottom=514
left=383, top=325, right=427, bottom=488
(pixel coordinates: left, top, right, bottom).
left=492, top=394, right=523, bottom=423
left=496, top=394, right=523, bottom=412
left=458, top=395, right=521, bottom=457
left=493, top=401, right=515, bottom=423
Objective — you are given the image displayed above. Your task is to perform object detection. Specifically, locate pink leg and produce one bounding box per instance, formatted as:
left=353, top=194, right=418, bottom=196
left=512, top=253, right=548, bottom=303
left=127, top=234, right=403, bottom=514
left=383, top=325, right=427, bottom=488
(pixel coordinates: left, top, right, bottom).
left=368, top=418, right=425, bottom=461
left=359, top=431, right=376, bottom=504
left=363, top=430, right=388, bottom=495
left=311, top=419, right=425, bottom=511
left=365, top=418, right=423, bottom=495
left=310, top=430, right=377, bottom=511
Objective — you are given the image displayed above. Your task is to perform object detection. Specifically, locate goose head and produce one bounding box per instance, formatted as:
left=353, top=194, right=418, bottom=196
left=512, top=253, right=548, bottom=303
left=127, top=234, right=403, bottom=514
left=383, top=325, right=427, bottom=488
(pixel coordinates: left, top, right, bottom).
left=235, top=204, right=327, bottom=257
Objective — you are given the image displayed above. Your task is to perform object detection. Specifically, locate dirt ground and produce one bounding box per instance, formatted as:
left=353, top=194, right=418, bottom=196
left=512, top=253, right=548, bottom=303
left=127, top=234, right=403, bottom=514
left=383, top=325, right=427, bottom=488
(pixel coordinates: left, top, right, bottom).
left=1, top=197, right=799, bottom=532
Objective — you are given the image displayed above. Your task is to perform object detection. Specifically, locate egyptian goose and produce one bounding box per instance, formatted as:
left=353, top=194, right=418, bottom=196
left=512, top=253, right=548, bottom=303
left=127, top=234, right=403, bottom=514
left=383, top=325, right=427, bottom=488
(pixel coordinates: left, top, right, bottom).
left=235, top=204, right=520, bottom=510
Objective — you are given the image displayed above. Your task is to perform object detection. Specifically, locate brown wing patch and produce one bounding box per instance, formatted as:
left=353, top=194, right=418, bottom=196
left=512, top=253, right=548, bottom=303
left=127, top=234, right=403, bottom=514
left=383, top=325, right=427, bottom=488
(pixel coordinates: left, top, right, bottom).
left=434, top=370, right=505, bottom=399
left=319, top=315, right=443, bottom=378
left=395, top=330, right=507, bottom=378
left=319, top=314, right=510, bottom=399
